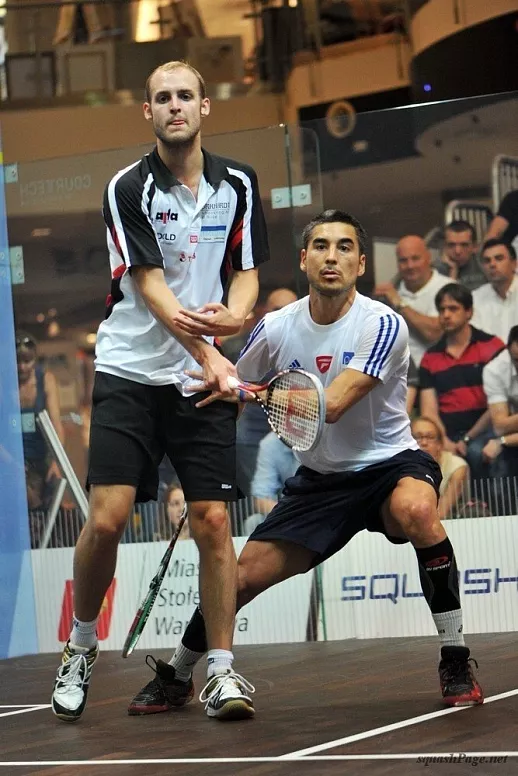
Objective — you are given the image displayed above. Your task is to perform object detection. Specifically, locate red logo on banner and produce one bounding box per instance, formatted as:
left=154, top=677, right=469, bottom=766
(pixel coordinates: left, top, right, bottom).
left=316, top=355, right=333, bottom=373
left=58, top=579, right=117, bottom=642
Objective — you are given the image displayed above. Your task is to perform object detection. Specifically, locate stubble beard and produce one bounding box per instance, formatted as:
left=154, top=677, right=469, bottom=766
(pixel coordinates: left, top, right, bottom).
left=309, top=278, right=354, bottom=298
left=155, top=120, right=199, bottom=150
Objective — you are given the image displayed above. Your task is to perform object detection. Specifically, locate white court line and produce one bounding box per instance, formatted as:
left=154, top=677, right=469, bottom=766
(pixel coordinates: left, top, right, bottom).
left=282, top=687, right=518, bottom=758
left=0, top=754, right=516, bottom=767
left=0, top=705, right=50, bottom=709
left=0, top=706, right=51, bottom=719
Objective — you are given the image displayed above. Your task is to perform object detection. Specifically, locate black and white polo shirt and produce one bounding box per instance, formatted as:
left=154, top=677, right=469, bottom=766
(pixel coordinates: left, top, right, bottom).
left=95, top=147, right=270, bottom=392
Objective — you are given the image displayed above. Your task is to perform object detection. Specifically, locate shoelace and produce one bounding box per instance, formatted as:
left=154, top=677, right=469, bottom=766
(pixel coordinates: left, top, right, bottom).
left=145, top=654, right=160, bottom=674
left=442, top=657, right=478, bottom=685
left=199, top=671, right=255, bottom=708
left=56, top=653, right=89, bottom=691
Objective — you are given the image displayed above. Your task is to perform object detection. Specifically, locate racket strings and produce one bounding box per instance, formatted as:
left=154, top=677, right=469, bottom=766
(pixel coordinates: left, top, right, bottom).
left=267, top=373, right=321, bottom=450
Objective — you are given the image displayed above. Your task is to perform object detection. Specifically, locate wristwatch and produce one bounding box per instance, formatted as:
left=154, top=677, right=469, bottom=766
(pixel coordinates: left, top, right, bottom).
left=500, top=436, right=507, bottom=447
left=462, top=434, right=471, bottom=444
left=395, top=300, right=408, bottom=313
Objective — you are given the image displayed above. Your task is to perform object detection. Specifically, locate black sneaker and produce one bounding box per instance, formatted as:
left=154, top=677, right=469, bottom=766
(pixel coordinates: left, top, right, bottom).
left=439, top=646, right=484, bottom=706
left=128, top=655, right=194, bottom=715
left=52, top=641, right=99, bottom=722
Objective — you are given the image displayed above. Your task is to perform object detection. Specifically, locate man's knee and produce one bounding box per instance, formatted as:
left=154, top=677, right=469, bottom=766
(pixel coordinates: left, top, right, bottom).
left=389, top=483, right=441, bottom=541
left=87, top=486, right=134, bottom=540
left=189, top=502, right=229, bottom=540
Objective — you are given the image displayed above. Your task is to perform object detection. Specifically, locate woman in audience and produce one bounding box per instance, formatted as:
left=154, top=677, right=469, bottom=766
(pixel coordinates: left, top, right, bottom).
left=155, top=481, right=189, bottom=540
left=411, top=416, right=469, bottom=519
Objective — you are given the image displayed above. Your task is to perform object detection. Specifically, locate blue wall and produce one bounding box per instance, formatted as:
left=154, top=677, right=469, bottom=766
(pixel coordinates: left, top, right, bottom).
left=0, top=139, right=37, bottom=657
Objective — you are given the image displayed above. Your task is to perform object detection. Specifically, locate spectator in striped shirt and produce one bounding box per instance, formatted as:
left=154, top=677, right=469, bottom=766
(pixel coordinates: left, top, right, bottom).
left=419, top=283, right=504, bottom=482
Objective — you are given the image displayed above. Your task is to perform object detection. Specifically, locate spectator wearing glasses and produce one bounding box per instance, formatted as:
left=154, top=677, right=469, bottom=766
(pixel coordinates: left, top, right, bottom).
left=411, top=417, right=468, bottom=520
left=471, top=240, right=518, bottom=343
left=435, top=220, right=486, bottom=291
left=419, top=284, right=504, bottom=481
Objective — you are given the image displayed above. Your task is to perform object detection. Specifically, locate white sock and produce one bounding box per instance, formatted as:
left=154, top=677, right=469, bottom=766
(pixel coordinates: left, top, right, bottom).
left=207, top=649, right=233, bottom=678
left=433, top=610, right=465, bottom=650
left=169, top=643, right=205, bottom=682
left=70, top=615, right=98, bottom=651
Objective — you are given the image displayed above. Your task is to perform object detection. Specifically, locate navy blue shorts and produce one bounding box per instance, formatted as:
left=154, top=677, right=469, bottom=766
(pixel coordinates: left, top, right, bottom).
left=248, top=449, right=442, bottom=566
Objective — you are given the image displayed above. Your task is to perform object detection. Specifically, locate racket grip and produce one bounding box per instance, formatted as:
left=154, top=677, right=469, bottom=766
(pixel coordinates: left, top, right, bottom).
left=227, top=377, right=240, bottom=389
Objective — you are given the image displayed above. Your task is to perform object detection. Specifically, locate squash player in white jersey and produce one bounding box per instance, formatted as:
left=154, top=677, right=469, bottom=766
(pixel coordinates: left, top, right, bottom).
left=128, top=210, right=483, bottom=717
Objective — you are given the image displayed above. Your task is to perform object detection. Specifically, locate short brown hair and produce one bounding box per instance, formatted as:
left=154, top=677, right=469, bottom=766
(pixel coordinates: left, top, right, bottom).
left=145, top=61, right=206, bottom=102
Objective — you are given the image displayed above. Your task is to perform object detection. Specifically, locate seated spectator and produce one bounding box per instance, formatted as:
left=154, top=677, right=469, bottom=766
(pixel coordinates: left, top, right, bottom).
left=155, top=481, right=189, bottom=541
left=471, top=240, right=518, bottom=342
left=482, top=324, right=518, bottom=514
left=16, top=332, right=65, bottom=513
left=373, top=234, right=452, bottom=366
left=435, top=220, right=486, bottom=291
left=244, top=431, right=298, bottom=533
left=484, top=189, right=518, bottom=254
left=419, top=283, right=504, bottom=481
left=235, top=287, right=297, bottom=495
left=411, top=417, right=468, bottom=519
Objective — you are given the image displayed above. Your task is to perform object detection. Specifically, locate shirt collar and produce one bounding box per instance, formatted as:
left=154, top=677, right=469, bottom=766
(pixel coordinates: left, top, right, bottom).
left=438, top=325, right=484, bottom=354
left=148, top=147, right=229, bottom=191
left=487, top=274, right=518, bottom=300
left=400, top=269, right=438, bottom=297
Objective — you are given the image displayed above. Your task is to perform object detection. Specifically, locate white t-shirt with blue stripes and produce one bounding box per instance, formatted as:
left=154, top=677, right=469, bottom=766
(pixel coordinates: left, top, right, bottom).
left=237, top=293, right=418, bottom=474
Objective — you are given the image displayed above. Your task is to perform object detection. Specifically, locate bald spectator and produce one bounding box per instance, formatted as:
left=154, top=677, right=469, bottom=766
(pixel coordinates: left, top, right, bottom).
left=436, top=221, right=486, bottom=291
left=374, top=235, right=452, bottom=365
left=264, top=287, right=298, bottom=311
left=471, top=240, right=518, bottom=343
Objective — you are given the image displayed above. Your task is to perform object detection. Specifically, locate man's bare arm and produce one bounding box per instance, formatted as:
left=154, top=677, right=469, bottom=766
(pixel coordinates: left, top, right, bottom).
left=488, top=401, right=518, bottom=435
left=132, top=266, right=235, bottom=392
left=173, top=268, right=260, bottom=337
left=398, top=305, right=443, bottom=343
left=324, top=368, right=379, bottom=424
left=484, top=215, right=509, bottom=242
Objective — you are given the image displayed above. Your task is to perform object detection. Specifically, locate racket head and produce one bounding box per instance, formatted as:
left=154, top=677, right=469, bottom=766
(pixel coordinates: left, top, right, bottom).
left=265, top=369, right=326, bottom=452
left=121, top=505, right=187, bottom=658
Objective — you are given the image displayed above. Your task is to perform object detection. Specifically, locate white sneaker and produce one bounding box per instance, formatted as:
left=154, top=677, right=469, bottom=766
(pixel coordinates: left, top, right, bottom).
left=51, top=641, right=99, bottom=722
left=199, top=670, right=255, bottom=720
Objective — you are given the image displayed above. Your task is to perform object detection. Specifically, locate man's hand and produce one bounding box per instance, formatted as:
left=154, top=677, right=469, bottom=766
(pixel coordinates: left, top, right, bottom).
left=454, top=439, right=468, bottom=458
left=443, top=437, right=458, bottom=454
left=372, top=282, right=401, bottom=309
left=482, top=438, right=502, bottom=462
left=440, top=252, right=459, bottom=278
left=186, top=350, right=239, bottom=407
left=174, top=303, right=244, bottom=337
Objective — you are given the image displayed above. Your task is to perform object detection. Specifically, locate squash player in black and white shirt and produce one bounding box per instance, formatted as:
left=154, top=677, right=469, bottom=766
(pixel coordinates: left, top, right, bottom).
left=51, top=61, right=269, bottom=723
left=145, top=210, right=484, bottom=717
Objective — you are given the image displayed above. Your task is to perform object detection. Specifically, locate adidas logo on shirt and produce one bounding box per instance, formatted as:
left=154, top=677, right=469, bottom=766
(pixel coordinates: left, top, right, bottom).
left=289, top=359, right=301, bottom=368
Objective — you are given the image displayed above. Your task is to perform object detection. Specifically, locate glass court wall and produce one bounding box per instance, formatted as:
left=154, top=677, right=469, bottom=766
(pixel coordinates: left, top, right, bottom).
left=2, top=89, right=518, bottom=656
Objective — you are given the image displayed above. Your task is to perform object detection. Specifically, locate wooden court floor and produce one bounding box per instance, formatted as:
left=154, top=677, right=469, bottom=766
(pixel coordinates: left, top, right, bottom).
left=1, top=634, right=517, bottom=776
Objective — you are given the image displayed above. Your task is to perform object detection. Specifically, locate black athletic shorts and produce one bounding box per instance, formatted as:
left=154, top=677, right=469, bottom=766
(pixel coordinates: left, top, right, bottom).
left=248, top=449, right=442, bottom=566
left=87, top=371, right=239, bottom=502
